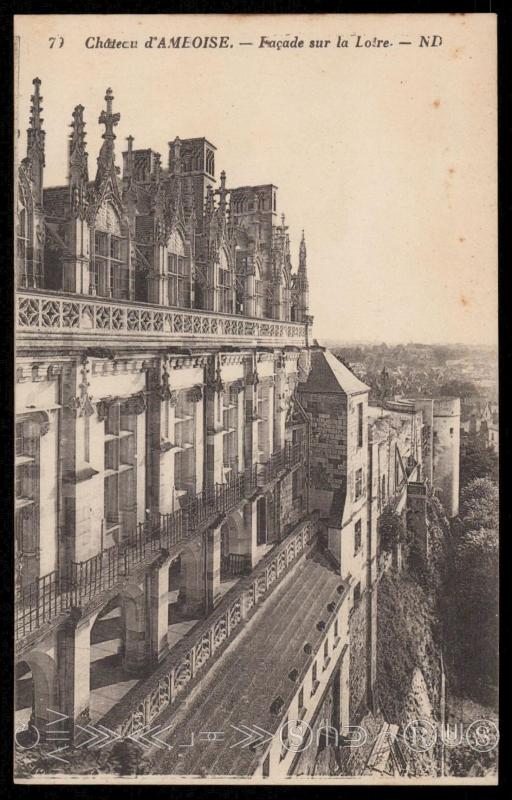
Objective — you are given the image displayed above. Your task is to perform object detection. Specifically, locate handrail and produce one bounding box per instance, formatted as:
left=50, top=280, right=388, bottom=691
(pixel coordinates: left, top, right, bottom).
left=100, top=514, right=319, bottom=737
left=15, top=449, right=302, bottom=640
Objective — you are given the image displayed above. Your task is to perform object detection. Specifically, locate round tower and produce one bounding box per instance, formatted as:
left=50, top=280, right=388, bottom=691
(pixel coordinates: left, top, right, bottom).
left=432, top=398, right=460, bottom=517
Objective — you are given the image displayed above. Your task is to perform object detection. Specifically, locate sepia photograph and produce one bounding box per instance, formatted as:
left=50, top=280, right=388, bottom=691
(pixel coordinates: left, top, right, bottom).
left=13, top=12, right=498, bottom=784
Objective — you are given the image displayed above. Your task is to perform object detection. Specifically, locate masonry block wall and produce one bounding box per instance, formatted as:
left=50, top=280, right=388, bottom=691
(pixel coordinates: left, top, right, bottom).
left=348, top=597, right=368, bottom=721
left=299, top=392, right=347, bottom=517
left=279, top=470, right=305, bottom=536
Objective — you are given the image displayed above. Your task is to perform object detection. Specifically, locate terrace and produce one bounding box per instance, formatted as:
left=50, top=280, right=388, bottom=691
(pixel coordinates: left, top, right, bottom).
left=15, top=443, right=306, bottom=643
left=16, top=289, right=308, bottom=351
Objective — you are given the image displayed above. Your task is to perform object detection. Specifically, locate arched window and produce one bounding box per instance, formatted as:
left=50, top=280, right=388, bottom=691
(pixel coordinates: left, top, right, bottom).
left=218, top=248, right=233, bottom=314
left=92, top=204, right=128, bottom=299
left=205, top=150, right=215, bottom=177
left=381, top=475, right=386, bottom=504
left=167, top=230, right=190, bottom=307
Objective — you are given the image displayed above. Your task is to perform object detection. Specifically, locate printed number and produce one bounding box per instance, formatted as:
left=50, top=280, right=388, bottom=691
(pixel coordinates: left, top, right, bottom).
left=49, top=36, right=64, bottom=48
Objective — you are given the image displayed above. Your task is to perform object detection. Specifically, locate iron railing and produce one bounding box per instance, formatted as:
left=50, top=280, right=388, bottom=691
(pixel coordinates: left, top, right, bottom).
left=257, top=441, right=304, bottom=485
left=221, top=552, right=252, bottom=579
left=15, top=450, right=302, bottom=640
left=105, top=514, right=319, bottom=738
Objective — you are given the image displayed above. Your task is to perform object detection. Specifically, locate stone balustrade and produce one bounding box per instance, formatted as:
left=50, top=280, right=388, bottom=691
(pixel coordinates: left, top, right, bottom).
left=100, top=514, right=319, bottom=738
left=17, top=290, right=308, bottom=349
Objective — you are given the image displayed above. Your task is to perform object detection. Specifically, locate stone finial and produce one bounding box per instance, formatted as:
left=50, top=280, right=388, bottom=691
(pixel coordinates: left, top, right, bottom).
left=96, top=87, right=120, bottom=184
left=69, top=104, right=89, bottom=216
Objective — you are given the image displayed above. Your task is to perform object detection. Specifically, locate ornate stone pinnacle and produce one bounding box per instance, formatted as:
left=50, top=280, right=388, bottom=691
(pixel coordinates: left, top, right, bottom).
left=96, top=87, right=120, bottom=184
left=98, top=87, right=120, bottom=141
left=299, top=229, right=307, bottom=271
left=30, top=78, right=43, bottom=128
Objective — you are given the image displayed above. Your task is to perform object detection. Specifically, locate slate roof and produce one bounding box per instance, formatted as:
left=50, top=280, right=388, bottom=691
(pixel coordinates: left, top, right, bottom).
left=43, top=186, right=70, bottom=220
left=153, top=548, right=347, bottom=777
left=300, top=348, right=370, bottom=396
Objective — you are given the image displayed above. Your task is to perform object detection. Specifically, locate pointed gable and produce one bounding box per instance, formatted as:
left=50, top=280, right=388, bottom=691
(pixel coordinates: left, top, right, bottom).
left=300, top=348, right=370, bottom=397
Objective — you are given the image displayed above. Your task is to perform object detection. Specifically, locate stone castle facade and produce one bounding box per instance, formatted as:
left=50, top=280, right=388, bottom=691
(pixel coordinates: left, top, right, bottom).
left=15, top=78, right=459, bottom=779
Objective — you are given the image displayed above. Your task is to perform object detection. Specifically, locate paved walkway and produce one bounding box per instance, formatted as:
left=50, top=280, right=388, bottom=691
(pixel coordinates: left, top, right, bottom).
left=153, top=549, right=344, bottom=777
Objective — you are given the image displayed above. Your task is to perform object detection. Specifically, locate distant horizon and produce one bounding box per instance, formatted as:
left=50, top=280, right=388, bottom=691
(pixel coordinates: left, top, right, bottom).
left=315, top=337, right=497, bottom=350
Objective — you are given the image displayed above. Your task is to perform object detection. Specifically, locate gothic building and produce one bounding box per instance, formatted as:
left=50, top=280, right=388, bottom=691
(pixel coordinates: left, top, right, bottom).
left=17, top=79, right=309, bottom=323
left=15, top=78, right=458, bottom=780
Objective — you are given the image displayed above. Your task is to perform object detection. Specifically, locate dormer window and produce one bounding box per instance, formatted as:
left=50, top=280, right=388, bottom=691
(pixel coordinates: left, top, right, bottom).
left=167, top=231, right=190, bottom=308
left=218, top=248, right=233, bottom=314
left=91, top=204, right=128, bottom=299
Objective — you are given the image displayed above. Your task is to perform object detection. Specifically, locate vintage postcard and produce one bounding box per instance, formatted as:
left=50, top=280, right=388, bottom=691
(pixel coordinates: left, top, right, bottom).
left=14, top=13, right=498, bottom=784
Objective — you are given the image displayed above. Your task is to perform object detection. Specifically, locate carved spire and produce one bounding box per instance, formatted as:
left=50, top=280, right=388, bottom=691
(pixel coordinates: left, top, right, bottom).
left=96, top=87, right=120, bottom=185
left=292, top=228, right=309, bottom=321
left=298, top=230, right=308, bottom=279
left=25, top=77, right=45, bottom=204
left=205, top=184, right=215, bottom=218
left=124, top=135, right=134, bottom=178
left=170, top=136, right=182, bottom=175
left=218, top=170, right=228, bottom=212
left=69, top=104, right=89, bottom=217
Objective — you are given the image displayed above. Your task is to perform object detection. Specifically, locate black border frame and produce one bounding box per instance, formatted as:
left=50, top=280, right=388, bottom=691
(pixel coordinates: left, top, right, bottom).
left=1, top=1, right=509, bottom=797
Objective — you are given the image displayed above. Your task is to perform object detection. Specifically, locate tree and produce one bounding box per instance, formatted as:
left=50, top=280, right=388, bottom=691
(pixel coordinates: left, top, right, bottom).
left=451, top=526, right=498, bottom=703
left=459, top=478, right=498, bottom=531
left=460, top=440, right=498, bottom=487
left=447, top=477, right=499, bottom=705
left=103, top=739, right=150, bottom=776
left=378, top=509, right=407, bottom=553
left=439, top=380, right=480, bottom=398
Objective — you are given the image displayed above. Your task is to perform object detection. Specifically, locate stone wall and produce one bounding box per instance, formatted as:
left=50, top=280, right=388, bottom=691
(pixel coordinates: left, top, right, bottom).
left=291, top=677, right=337, bottom=776
left=299, top=393, right=347, bottom=493
left=279, top=469, right=306, bottom=535
left=349, top=595, right=368, bottom=721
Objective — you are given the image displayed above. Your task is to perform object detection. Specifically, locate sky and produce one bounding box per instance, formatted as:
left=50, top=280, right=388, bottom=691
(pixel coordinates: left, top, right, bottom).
left=15, top=14, right=497, bottom=346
